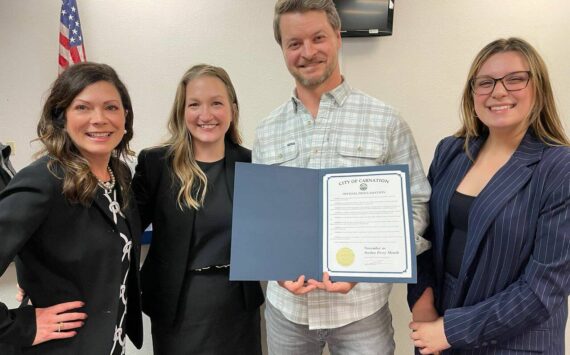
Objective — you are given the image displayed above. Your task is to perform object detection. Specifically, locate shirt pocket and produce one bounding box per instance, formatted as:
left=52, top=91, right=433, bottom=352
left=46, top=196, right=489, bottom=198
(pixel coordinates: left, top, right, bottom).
left=260, top=141, right=299, bottom=165
left=336, top=141, right=384, bottom=167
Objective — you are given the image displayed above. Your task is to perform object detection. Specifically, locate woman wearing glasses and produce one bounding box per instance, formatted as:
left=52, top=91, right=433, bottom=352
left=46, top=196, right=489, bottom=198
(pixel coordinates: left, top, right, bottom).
left=408, top=38, right=570, bottom=354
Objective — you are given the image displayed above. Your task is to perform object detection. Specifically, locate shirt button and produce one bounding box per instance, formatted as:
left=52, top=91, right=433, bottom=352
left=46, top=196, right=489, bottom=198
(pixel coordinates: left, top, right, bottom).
left=278, top=154, right=283, bottom=159
left=313, top=149, right=319, bottom=154
left=357, top=146, right=363, bottom=152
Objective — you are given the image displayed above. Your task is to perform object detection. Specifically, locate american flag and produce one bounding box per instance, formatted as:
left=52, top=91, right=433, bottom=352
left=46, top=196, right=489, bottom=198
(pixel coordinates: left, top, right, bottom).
left=59, top=0, right=86, bottom=74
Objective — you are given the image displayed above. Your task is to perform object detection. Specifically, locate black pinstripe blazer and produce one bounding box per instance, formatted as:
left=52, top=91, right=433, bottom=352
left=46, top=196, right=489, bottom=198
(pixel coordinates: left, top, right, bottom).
left=410, top=130, right=570, bottom=354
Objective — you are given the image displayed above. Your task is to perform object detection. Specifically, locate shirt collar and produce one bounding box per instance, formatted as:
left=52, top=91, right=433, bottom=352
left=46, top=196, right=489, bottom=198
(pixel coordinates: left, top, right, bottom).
left=290, top=78, right=352, bottom=113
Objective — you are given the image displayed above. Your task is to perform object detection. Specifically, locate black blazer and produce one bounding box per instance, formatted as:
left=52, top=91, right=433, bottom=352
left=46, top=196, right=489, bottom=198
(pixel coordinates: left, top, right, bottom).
left=132, top=140, right=264, bottom=325
left=0, top=156, right=143, bottom=354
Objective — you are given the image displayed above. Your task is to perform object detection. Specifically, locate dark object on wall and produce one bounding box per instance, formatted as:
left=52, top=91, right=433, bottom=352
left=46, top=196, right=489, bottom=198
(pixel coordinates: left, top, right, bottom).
left=334, top=0, right=394, bottom=37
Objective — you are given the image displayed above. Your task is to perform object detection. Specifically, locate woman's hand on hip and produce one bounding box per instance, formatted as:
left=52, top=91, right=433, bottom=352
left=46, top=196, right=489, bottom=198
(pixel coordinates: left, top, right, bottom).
left=33, top=301, right=87, bottom=346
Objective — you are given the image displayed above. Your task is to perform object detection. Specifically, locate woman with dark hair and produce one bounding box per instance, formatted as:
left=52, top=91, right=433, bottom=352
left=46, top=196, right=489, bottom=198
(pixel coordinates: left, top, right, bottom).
left=409, top=38, right=570, bottom=354
left=132, top=64, right=263, bottom=354
left=0, top=62, right=143, bottom=354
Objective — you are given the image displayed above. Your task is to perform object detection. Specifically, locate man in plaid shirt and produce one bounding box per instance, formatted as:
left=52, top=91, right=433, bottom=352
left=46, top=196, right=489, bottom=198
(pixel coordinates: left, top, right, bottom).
left=253, top=0, right=431, bottom=354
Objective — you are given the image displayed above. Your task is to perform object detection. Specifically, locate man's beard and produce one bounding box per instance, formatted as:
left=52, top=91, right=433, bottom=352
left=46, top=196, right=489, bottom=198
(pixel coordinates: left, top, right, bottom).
left=292, top=60, right=335, bottom=88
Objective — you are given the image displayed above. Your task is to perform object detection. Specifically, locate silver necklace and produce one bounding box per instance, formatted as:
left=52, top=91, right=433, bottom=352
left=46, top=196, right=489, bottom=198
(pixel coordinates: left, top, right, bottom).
left=97, top=166, right=116, bottom=193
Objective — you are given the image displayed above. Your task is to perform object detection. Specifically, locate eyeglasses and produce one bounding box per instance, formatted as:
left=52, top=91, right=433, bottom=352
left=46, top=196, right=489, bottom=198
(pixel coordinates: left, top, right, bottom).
left=471, top=71, right=531, bottom=95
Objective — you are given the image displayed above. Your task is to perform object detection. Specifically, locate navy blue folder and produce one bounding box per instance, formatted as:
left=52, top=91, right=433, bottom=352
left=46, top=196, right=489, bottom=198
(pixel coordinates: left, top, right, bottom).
left=229, top=163, right=416, bottom=283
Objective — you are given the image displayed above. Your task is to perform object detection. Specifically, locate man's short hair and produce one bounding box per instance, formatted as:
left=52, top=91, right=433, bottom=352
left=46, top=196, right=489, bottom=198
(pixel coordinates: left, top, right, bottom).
left=273, top=0, right=341, bottom=45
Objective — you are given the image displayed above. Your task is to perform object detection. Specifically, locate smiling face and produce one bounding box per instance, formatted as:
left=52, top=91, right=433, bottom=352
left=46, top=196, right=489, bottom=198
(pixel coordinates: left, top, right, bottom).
left=65, top=80, right=126, bottom=165
left=184, top=75, right=233, bottom=158
left=473, top=51, right=534, bottom=136
left=279, top=10, right=342, bottom=91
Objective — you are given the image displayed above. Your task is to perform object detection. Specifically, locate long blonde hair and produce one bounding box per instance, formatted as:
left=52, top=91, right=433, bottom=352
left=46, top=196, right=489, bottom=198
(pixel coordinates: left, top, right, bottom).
left=165, top=64, right=241, bottom=210
left=36, top=62, right=134, bottom=205
left=457, top=37, right=569, bottom=151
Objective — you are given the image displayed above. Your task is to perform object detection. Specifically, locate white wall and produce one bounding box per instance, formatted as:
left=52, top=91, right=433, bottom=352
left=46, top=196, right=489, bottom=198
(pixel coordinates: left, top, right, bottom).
left=1, top=1, right=569, bottom=354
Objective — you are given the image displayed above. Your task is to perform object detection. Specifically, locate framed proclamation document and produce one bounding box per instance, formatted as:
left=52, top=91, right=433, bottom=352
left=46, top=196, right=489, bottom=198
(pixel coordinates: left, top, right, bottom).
left=229, top=163, right=416, bottom=283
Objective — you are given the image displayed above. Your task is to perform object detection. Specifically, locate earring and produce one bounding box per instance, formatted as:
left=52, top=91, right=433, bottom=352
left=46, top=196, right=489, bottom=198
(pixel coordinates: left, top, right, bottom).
left=124, top=129, right=128, bottom=134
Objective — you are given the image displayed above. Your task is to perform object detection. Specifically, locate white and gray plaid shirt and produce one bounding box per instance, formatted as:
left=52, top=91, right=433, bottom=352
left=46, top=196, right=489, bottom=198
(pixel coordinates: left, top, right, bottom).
left=253, top=80, right=431, bottom=329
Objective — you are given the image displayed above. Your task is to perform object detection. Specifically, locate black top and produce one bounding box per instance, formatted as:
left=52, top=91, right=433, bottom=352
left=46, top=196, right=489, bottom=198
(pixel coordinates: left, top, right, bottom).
left=188, top=158, right=232, bottom=270
left=445, top=191, right=475, bottom=278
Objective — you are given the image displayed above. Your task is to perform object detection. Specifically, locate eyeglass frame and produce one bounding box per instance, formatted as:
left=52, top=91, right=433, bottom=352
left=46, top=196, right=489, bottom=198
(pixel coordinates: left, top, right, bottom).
left=470, top=70, right=531, bottom=95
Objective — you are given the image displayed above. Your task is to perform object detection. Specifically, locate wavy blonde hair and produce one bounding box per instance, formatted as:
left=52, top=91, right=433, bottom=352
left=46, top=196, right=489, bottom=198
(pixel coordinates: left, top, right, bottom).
left=458, top=37, right=569, bottom=152
left=165, top=64, right=241, bottom=210
left=36, top=62, right=134, bottom=205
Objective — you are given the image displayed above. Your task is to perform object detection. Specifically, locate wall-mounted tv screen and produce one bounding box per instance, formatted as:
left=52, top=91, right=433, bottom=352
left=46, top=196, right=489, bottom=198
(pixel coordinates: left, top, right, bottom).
left=333, top=0, right=394, bottom=37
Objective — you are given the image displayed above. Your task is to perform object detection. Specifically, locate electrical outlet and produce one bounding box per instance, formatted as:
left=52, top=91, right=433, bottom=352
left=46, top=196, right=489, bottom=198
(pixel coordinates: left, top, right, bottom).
left=6, top=141, right=15, bottom=156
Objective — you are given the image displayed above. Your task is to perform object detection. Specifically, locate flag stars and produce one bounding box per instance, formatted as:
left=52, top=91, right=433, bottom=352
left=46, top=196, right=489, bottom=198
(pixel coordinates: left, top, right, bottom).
left=59, top=0, right=86, bottom=73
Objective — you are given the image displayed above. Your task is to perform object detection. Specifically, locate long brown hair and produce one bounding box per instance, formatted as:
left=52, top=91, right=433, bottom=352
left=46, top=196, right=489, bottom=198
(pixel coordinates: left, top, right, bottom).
left=37, top=62, right=134, bottom=205
left=165, top=64, right=241, bottom=210
left=457, top=37, right=569, bottom=151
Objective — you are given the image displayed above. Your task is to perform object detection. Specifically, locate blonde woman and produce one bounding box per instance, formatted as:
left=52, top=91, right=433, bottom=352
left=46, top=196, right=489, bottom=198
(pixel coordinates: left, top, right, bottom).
left=409, top=38, right=570, bottom=354
left=133, top=64, right=263, bottom=354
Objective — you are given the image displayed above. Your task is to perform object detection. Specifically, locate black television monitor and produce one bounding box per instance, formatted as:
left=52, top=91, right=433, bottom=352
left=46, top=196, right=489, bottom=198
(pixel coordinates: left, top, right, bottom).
left=333, top=0, right=394, bottom=37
